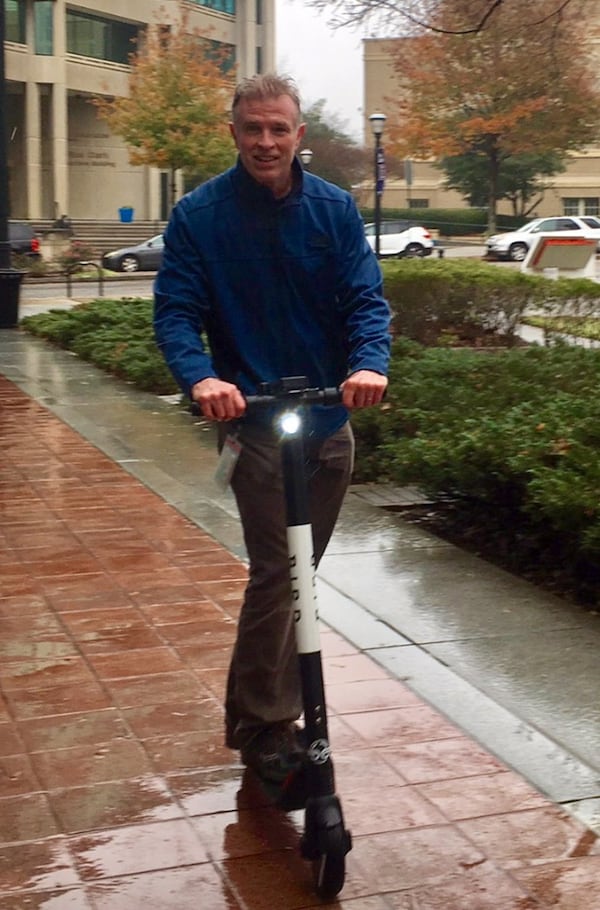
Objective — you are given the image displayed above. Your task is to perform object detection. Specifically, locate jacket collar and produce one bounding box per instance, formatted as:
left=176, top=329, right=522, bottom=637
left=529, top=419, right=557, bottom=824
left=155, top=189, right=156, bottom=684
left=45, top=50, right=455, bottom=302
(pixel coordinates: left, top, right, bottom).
left=231, top=156, right=304, bottom=207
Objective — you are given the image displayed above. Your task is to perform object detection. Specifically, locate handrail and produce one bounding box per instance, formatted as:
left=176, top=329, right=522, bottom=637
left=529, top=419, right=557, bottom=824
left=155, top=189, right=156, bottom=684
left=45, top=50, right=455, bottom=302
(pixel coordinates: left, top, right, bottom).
left=65, top=261, right=104, bottom=299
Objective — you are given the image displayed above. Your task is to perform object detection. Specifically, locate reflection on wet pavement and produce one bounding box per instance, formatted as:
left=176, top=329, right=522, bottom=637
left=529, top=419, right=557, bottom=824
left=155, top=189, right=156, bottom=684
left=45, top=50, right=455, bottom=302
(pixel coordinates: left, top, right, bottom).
left=2, top=373, right=600, bottom=908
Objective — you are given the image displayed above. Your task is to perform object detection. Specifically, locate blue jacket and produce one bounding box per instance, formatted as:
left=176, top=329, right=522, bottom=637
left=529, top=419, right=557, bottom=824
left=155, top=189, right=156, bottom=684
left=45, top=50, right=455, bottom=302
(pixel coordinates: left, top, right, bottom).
left=154, top=157, right=391, bottom=438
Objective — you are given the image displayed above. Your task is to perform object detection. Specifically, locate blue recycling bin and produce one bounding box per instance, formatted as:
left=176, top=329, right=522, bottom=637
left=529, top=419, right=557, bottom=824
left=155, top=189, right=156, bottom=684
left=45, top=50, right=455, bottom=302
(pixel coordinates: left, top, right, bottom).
left=118, top=206, right=134, bottom=223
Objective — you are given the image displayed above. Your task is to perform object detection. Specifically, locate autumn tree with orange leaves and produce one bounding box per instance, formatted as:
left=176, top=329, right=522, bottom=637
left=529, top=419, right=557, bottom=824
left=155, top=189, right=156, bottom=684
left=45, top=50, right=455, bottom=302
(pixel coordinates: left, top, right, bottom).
left=94, top=9, right=235, bottom=210
left=384, top=0, right=600, bottom=232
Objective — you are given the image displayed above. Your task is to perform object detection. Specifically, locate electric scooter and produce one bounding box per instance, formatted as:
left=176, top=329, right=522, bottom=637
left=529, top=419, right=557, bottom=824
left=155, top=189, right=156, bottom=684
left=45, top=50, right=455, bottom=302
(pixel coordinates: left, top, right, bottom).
left=196, top=376, right=352, bottom=899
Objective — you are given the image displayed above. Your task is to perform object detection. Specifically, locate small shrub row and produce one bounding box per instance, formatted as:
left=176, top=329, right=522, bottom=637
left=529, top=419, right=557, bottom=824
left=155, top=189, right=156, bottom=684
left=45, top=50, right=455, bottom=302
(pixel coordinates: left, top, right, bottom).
left=20, top=298, right=179, bottom=394
left=358, top=208, right=524, bottom=236
left=381, top=258, right=600, bottom=346
left=350, top=340, right=600, bottom=584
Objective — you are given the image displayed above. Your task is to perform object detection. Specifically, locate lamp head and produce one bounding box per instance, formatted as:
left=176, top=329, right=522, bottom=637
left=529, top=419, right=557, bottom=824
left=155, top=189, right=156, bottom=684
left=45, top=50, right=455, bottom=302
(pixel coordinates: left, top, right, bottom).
left=369, top=112, right=386, bottom=137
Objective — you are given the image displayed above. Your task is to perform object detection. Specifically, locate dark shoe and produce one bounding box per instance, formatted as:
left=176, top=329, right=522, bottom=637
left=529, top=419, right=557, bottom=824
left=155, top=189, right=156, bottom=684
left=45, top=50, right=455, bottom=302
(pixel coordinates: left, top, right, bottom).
left=240, top=723, right=305, bottom=783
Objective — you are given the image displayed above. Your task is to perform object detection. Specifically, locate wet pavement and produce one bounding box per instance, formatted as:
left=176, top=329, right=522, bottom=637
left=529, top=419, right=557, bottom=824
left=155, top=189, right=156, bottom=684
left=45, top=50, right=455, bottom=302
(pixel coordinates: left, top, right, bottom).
left=2, top=322, right=600, bottom=908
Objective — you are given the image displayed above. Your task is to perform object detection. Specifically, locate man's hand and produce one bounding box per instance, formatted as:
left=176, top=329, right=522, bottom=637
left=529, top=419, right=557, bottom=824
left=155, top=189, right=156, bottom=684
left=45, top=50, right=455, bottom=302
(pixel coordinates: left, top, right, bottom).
left=340, top=370, right=388, bottom=409
left=191, top=377, right=246, bottom=421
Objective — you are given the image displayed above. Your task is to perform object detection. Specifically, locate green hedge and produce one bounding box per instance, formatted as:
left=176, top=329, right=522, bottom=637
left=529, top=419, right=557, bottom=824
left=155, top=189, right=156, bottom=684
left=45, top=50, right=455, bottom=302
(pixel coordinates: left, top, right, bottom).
left=351, top=339, right=600, bottom=576
left=20, top=298, right=179, bottom=394
left=381, top=259, right=600, bottom=346
left=358, top=207, right=524, bottom=236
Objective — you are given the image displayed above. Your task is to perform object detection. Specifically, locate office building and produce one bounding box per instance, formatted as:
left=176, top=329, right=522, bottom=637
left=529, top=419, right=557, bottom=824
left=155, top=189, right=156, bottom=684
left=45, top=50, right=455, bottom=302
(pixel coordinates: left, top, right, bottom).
left=4, top=0, right=275, bottom=220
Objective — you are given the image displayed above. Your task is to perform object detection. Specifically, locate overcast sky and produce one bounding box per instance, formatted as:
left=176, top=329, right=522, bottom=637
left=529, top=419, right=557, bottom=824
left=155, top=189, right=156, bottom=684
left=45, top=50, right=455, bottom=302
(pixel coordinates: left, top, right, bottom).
left=275, top=0, right=365, bottom=142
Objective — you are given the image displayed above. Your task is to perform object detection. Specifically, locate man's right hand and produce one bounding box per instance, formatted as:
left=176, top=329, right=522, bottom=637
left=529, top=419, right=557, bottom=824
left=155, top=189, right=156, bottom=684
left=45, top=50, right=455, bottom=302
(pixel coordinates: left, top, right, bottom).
left=191, top=378, right=247, bottom=422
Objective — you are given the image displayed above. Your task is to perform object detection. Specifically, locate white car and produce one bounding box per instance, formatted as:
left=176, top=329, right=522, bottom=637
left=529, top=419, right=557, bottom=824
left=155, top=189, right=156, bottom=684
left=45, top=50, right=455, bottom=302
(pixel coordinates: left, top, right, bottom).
left=486, top=216, right=600, bottom=262
left=364, top=220, right=434, bottom=258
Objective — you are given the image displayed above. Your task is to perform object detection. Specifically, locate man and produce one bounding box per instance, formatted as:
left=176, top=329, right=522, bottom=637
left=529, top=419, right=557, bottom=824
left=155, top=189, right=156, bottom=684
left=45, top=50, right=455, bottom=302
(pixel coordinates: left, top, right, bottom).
left=154, top=73, right=390, bottom=783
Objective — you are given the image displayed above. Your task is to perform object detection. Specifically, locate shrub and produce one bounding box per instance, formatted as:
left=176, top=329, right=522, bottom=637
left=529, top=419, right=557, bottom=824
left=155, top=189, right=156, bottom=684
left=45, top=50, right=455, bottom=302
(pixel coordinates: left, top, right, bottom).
left=58, top=240, right=97, bottom=273
left=21, top=298, right=179, bottom=395
left=381, top=259, right=538, bottom=345
left=358, top=208, right=523, bottom=236
left=364, top=341, right=600, bottom=572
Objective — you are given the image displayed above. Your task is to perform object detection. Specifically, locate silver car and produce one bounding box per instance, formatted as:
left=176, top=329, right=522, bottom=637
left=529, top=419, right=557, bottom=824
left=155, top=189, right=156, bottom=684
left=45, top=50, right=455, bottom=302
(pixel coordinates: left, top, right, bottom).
left=101, top=234, right=164, bottom=272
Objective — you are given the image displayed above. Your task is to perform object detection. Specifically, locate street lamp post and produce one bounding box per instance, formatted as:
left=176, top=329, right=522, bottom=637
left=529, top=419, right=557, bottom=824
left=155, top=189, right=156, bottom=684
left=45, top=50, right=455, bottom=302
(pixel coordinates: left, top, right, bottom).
left=369, top=112, right=386, bottom=259
left=0, top=3, right=24, bottom=327
left=299, top=148, right=313, bottom=168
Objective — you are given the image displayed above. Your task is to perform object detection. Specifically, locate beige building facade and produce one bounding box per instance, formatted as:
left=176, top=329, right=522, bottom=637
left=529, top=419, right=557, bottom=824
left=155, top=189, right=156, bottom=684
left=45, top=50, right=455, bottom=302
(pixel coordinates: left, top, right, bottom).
left=4, top=0, right=275, bottom=221
left=362, top=13, right=600, bottom=221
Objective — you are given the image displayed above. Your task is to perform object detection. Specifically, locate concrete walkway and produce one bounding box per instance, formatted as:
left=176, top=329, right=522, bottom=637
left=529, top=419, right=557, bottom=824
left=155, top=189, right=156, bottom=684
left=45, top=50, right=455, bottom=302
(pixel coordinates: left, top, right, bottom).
left=2, top=323, right=600, bottom=908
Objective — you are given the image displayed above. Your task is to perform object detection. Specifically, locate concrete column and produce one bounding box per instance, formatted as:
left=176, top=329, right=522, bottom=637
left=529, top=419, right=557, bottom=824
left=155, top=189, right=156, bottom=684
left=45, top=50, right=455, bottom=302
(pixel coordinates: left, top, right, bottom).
left=50, top=0, right=68, bottom=217
left=236, top=0, right=257, bottom=76
left=24, top=81, right=42, bottom=219
left=261, top=0, right=275, bottom=72
left=51, top=83, right=68, bottom=218
left=146, top=165, right=161, bottom=222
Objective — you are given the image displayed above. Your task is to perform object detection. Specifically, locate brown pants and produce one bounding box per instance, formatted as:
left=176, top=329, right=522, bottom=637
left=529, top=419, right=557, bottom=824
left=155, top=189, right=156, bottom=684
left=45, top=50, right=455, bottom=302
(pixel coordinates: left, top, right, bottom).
left=222, top=421, right=354, bottom=747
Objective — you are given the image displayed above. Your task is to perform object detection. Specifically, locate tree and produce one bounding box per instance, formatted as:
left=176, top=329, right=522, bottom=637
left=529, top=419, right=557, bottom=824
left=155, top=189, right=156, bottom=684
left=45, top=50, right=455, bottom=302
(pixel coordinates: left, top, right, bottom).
left=299, top=100, right=406, bottom=194
left=441, top=150, right=566, bottom=217
left=300, top=100, right=369, bottom=191
left=382, top=0, right=600, bottom=231
left=93, top=8, right=235, bottom=210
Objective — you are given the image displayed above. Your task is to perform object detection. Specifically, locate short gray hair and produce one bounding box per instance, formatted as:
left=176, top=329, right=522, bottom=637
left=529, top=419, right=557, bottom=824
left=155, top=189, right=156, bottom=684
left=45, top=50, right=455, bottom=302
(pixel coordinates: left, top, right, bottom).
left=232, top=73, right=302, bottom=123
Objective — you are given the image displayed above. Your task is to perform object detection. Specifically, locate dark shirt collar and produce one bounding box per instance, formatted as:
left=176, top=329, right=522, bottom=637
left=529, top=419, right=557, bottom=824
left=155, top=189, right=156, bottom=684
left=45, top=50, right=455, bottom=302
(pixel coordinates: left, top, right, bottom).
left=231, top=156, right=304, bottom=207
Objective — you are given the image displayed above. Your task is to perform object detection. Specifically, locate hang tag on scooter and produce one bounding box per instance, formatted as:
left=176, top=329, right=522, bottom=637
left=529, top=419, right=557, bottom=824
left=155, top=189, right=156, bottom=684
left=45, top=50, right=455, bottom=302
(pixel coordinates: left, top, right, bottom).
left=214, top=433, right=242, bottom=490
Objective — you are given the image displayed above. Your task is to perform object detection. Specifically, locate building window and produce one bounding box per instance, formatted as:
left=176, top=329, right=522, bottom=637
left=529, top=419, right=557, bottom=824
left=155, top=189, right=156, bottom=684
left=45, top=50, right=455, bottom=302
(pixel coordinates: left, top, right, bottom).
left=66, top=11, right=139, bottom=65
left=256, top=45, right=262, bottom=73
left=187, top=0, right=236, bottom=13
left=563, top=197, right=600, bottom=217
left=408, top=198, right=429, bottom=209
left=203, top=37, right=236, bottom=73
left=563, top=198, right=578, bottom=215
left=5, top=0, right=26, bottom=44
left=256, top=0, right=263, bottom=25
left=34, top=1, right=54, bottom=55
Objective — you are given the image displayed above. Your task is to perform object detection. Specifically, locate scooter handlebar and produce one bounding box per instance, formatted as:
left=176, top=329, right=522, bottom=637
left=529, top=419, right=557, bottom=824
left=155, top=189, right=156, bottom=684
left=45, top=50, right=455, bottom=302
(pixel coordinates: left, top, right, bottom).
left=245, top=387, right=341, bottom=408
left=189, top=382, right=342, bottom=418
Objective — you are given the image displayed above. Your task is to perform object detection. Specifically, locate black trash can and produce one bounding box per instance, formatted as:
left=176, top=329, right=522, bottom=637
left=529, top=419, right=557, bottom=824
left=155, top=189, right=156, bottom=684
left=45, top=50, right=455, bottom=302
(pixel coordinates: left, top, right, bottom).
left=0, top=269, right=25, bottom=328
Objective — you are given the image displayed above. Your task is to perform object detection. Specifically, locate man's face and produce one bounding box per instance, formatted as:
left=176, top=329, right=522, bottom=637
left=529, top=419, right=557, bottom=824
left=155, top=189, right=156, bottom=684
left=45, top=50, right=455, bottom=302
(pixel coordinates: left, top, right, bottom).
left=230, top=94, right=306, bottom=198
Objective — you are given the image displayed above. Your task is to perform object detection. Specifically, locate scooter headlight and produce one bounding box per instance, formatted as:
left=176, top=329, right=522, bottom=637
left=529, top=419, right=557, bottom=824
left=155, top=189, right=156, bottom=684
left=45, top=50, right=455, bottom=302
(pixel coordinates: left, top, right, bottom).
left=279, top=410, right=301, bottom=436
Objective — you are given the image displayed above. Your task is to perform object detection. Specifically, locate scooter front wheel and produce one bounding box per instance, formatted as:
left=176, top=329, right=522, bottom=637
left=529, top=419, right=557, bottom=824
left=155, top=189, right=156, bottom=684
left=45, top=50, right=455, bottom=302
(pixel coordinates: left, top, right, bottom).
left=313, top=824, right=348, bottom=899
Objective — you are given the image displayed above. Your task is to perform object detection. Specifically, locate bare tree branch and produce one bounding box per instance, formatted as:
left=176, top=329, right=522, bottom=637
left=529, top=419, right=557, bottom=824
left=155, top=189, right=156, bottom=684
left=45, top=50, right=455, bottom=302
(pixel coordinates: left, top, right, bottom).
left=306, top=0, right=574, bottom=37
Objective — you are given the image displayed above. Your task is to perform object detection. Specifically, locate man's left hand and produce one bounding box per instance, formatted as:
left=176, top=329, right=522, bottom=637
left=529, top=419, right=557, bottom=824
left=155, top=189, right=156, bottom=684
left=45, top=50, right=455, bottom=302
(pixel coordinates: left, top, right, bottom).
left=340, top=370, right=388, bottom=409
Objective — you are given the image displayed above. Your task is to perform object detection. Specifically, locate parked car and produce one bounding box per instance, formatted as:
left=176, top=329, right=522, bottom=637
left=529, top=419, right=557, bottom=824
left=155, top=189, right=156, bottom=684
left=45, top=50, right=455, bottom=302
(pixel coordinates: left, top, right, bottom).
left=364, top=220, right=434, bottom=258
left=486, top=216, right=600, bottom=262
left=101, top=234, right=164, bottom=272
left=8, top=221, right=41, bottom=258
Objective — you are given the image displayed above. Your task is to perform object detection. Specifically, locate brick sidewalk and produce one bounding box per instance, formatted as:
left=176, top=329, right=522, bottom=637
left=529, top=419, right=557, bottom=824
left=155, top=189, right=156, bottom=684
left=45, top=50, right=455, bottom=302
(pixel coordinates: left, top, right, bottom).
left=1, top=375, right=599, bottom=909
